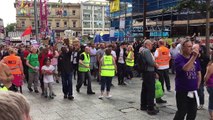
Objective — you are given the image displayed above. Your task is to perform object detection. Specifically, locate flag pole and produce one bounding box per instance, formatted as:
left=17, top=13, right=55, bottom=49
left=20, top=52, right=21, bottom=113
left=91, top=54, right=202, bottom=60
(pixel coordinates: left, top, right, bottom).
left=34, top=0, right=39, bottom=43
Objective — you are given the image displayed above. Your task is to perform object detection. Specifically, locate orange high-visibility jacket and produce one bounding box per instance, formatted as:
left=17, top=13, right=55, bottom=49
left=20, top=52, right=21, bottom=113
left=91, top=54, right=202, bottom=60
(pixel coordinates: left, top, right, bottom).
left=2, top=54, right=22, bottom=75
left=155, top=46, right=171, bottom=67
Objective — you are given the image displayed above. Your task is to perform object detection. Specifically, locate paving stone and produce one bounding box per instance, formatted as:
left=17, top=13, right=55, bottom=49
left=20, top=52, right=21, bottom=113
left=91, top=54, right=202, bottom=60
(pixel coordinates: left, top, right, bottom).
left=21, top=74, right=209, bottom=120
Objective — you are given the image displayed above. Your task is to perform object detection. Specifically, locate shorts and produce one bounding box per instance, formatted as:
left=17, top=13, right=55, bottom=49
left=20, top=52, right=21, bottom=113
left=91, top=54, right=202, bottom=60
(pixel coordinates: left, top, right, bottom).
left=90, top=62, right=98, bottom=70
left=13, top=74, right=23, bottom=87
left=207, top=87, right=213, bottom=111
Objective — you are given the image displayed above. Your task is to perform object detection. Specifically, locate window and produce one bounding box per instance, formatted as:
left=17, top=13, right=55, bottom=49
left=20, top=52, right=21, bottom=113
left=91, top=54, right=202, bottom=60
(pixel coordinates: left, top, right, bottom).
left=56, top=32, right=60, bottom=37
left=31, top=22, right=35, bottom=28
left=48, top=21, right=51, bottom=27
left=21, top=21, right=25, bottom=28
left=64, top=21, right=67, bottom=27
left=73, top=21, right=76, bottom=28
left=56, top=21, right=60, bottom=27
left=83, top=22, right=90, bottom=28
left=63, top=10, right=67, bottom=16
left=72, top=10, right=76, bottom=16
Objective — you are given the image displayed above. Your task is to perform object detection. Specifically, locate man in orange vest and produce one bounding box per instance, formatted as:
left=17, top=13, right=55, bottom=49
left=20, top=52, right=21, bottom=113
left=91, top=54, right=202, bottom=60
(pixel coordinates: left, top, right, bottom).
left=154, top=39, right=171, bottom=104
left=1, top=47, right=24, bottom=93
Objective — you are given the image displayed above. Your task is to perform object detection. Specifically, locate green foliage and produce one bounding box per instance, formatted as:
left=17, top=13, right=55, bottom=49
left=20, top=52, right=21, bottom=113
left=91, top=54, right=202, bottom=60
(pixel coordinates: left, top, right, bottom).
left=5, top=23, right=16, bottom=32
left=175, top=0, right=211, bottom=13
left=5, top=23, right=16, bottom=37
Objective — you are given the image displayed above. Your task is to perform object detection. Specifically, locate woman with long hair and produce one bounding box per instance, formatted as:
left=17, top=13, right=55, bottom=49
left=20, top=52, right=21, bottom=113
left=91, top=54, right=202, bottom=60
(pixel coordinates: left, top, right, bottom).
left=125, top=45, right=134, bottom=81
left=204, top=58, right=213, bottom=120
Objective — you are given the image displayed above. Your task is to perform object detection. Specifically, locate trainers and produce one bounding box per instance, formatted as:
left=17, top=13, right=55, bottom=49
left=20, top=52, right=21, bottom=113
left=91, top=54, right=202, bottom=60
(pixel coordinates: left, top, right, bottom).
left=140, top=106, right=147, bottom=111
left=28, top=87, right=33, bottom=92
left=64, top=95, right=67, bottom=99
left=52, top=93, right=56, bottom=97
left=156, top=98, right=167, bottom=104
left=147, top=109, right=159, bottom=115
left=87, top=91, right=95, bottom=95
left=44, top=94, right=48, bottom=98
left=34, top=90, right=39, bottom=93
left=98, top=95, right=104, bottom=99
left=49, top=96, right=54, bottom=99
left=121, top=82, right=127, bottom=85
left=68, top=96, right=74, bottom=100
left=106, top=95, right=112, bottom=99
left=167, top=89, right=172, bottom=92
left=76, top=88, right=80, bottom=93
left=197, top=105, right=204, bottom=110
left=56, top=80, right=59, bottom=83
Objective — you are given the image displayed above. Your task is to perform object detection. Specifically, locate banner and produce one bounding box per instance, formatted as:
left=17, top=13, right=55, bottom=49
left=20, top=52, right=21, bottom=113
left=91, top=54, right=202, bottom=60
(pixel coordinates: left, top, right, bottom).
left=119, top=18, right=125, bottom=29
left=110, top=27, right=115, bottom=37
left=110, top=0, right=120, bottom=13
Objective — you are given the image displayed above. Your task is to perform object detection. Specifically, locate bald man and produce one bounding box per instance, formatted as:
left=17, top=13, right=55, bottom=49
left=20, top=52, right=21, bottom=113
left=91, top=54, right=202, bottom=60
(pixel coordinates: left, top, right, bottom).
left=76, top=46, right=95, bottom=95
left=140, top=40, right=159, bottom=115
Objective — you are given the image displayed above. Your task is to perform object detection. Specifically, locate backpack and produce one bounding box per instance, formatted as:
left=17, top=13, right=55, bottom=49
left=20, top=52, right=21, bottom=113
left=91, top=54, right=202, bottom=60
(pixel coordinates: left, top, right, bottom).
left=136, top=49, right=148, bottom=73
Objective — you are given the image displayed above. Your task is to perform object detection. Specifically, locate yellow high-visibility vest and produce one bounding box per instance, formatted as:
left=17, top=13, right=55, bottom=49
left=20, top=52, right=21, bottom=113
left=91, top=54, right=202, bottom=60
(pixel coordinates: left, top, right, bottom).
left=101, top=55, right=115, bottom=77
left=78, top=52, right=90, bottom=72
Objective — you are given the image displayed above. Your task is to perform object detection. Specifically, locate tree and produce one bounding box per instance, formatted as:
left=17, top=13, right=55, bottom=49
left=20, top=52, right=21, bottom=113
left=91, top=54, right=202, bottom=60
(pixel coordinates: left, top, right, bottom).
left=175, top=0, right=213, bottom=56
left=5, top=23, right=16, bottom=37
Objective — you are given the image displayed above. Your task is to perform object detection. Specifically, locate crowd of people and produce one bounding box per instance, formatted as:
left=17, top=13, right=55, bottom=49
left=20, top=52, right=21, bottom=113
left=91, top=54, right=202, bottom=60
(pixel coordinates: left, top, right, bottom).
left=0, top=36, right=213, bottom=120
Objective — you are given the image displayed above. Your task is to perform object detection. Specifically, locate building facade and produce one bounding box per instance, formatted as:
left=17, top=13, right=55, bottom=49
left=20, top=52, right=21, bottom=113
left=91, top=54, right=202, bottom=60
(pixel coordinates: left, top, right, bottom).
left=81, top=1, right=110, bottom=35
left=109, top=0, right=213, bottom=38
left=15, top=1, right=81, bottom=38
left=0, top=18, right=4, bottom=42
left=132, top=0, right=213, bottom=37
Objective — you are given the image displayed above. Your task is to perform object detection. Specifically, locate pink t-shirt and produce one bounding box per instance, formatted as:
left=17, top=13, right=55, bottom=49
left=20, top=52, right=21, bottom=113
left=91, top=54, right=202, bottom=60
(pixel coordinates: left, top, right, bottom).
left=51, top=51, right=59, bottom=65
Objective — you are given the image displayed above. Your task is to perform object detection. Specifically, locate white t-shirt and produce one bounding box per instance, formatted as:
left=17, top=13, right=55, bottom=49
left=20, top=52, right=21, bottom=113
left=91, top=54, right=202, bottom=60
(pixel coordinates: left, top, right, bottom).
left=111, top=50, right=116, bottom=59
left=41, top=65, right=55, bottom=83
left=90, top=47, right=97, bottom=63
left=118, top=48, right=125, bottom=63
left=176, top=43, right=182, bottom=53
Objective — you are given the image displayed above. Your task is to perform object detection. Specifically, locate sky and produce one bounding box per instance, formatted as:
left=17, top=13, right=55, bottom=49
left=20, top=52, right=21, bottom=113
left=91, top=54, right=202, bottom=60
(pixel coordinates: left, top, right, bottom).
left=0, top=0, right=103, bottom=27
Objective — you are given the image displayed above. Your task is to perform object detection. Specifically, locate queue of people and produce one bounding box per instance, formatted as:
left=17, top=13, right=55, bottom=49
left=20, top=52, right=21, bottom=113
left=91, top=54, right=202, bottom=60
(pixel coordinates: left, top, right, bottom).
left=0, top=36, right=213, bottom=120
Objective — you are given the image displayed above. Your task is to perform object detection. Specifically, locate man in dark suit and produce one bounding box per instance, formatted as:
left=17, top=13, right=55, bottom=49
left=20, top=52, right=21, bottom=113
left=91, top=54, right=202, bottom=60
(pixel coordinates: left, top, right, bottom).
left=116, top=42, right=127, bottom=85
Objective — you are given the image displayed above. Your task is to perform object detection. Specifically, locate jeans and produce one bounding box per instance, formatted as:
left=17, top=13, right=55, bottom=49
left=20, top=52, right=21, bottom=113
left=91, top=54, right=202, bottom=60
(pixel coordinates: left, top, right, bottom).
left=39, top=75, right=44, bottom=93
left=126, top=66, right=133, bottom=79
left=141, top=71, right=155, bottom=110
left=207, top=87, right=213, bottom=111
left=23, top=64, right=29, bottom=82
left=101, top=77, right=112, bottom=92
left=174, top=92, right=197, bottom=120
left=76, top=71, right=93, bottom=92
left=198, top=83, right=205, bottom=105
left=61, top=72, right=73, bottom=96
left=157, top=69, right=171, bottom=91
left=117, top=63, right=126, bottom=84
left=73, top=64, right=78, bottom=79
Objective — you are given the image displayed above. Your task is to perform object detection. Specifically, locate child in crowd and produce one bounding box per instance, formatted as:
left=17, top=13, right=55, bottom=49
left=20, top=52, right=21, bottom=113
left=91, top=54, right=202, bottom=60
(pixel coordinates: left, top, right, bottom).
left=42, top=58, right=55, bottom=99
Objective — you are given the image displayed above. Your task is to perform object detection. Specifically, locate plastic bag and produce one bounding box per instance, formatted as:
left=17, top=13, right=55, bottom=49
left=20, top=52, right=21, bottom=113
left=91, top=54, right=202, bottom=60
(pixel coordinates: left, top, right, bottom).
left=155, top=79, right=164, bottom=98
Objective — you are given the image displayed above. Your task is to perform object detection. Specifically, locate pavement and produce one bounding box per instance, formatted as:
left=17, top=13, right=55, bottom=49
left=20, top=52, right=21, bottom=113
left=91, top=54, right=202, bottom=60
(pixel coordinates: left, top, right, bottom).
left=22, top=74, right=210, bottom=120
